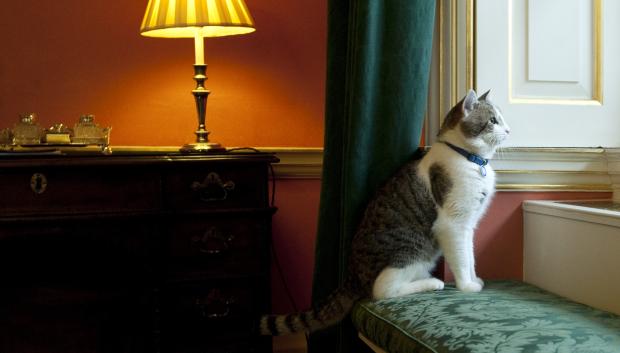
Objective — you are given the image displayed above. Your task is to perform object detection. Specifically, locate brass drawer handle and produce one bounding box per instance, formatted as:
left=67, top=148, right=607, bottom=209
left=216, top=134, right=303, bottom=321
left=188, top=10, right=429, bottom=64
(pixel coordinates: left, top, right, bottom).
left=195, top=289, right=234, bottom=319
left=191, top=227, right=235, bottom=255
left=190, top=172, right=235, bottom=202
left=30, top=173, right=48, bottom=194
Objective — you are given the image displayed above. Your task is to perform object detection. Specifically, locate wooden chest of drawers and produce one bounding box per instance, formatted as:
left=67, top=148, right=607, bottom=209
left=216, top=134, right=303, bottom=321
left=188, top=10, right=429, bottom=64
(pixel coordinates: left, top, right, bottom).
left=0, top=151, right=278, bottom=353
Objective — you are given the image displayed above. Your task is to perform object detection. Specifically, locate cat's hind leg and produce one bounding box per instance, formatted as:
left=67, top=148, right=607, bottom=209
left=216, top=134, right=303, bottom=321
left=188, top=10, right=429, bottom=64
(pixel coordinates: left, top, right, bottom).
left=372, top=265, right=444, bottom=300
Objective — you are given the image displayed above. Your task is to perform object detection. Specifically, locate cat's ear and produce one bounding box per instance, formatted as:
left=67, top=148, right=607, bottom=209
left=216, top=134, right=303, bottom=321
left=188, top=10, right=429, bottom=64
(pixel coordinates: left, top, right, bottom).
left=478, top=89, right=491, bottom=101
left=462, top=89, right=477, bottom=114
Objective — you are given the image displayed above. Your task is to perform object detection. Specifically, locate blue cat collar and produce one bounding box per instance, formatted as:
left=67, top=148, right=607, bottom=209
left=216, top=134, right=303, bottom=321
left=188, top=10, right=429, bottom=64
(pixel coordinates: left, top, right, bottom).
left=442, top=142, right=489, bottom=176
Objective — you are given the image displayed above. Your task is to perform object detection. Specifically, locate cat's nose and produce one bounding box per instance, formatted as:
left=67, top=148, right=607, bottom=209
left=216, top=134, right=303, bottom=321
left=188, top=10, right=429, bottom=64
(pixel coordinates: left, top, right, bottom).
left=505, top=128, right=511, bottom=134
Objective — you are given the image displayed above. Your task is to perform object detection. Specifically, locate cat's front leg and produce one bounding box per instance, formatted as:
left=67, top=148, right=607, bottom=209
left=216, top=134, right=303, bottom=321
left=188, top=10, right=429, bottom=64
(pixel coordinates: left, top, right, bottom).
left=434, top=218, right=482, bottom=292
left=466, top=230, right=484, bottom=288
left=469, top=188, right=493, bottom=288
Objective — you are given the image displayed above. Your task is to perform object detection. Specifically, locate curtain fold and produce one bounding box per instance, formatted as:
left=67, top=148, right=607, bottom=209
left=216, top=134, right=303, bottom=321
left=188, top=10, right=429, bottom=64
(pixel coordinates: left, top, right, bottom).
left=309, top=1, right=436, bottom=351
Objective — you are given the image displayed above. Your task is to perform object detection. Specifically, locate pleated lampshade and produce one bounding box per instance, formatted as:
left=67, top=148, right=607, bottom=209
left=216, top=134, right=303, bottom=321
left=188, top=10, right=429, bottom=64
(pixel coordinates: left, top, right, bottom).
left=140, top=0, right=255, bottom=38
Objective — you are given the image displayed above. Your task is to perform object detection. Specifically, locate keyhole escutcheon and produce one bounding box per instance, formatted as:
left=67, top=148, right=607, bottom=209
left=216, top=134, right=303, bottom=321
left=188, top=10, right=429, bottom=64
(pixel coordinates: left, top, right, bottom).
left=30, top=173, right=48, bottom=194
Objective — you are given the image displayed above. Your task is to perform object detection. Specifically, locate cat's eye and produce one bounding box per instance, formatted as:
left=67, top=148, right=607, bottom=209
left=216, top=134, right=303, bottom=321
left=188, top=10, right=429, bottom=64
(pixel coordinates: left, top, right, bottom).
left=490, top=117, right=498, bottom=124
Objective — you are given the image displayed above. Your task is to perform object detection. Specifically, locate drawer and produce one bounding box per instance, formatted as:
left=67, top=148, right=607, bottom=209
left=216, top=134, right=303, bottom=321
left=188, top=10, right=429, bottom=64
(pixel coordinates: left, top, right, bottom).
left=0, top=218, right=161, bottom=285
left=164, top=164, right=269, bottom=210
left=0, top=167, right=162, bottom=215
left=161, top=280, right=269, bottom=339
left=168, top=215, right=270, bottom=277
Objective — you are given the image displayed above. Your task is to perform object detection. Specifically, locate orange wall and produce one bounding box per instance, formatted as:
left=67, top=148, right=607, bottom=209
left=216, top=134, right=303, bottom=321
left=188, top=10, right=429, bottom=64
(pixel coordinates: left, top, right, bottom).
left=0, top=0, right=325, bottom=147
left=271, top=180, right=321, bottom=313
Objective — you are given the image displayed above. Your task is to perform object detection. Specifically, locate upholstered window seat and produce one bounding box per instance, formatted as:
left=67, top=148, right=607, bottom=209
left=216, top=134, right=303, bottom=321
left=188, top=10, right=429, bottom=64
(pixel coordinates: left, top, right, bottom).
left=353, top=281, right=620, bottom=353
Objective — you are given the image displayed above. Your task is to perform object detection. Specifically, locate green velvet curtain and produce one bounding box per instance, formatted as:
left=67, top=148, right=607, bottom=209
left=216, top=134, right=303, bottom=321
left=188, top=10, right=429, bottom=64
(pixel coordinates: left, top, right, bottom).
left=309, top=1, right=436, bottom=352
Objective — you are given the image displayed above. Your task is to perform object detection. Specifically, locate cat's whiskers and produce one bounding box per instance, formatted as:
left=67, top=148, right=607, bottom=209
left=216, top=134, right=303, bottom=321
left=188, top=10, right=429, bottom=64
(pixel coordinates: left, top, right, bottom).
left=495, top=147, right=505, bottom=163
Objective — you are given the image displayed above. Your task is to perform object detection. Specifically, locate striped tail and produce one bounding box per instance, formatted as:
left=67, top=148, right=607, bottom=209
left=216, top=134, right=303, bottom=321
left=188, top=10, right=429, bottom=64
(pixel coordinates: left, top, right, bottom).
left=259, top=286, right=359, bottom=336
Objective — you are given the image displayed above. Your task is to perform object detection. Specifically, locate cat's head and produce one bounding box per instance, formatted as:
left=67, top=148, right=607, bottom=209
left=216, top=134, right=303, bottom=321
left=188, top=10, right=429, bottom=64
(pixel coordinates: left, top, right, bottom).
left=438, top=89, right=510, bottom=153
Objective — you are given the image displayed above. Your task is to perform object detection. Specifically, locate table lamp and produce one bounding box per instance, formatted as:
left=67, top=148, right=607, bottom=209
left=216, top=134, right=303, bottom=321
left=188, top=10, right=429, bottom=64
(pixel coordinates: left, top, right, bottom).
left=140, top=0, right=256, bottom=153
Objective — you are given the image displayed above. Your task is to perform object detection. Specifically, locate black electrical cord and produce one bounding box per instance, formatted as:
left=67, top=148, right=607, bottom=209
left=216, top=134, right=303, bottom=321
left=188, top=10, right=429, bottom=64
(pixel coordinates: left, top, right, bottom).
left=228, top=147, right=302, bottom=340
left=268, top=163, right=276, bottom=208
left=225, top=147, right=276, bottom=207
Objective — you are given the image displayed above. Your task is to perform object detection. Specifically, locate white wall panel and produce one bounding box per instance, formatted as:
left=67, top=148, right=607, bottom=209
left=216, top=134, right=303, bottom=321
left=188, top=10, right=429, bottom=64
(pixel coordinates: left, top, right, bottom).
left=512, top=0, right=594, bottom=101
left=527, top=0, right=581, bottom=83
left=477, top=0, right=619, bottom=147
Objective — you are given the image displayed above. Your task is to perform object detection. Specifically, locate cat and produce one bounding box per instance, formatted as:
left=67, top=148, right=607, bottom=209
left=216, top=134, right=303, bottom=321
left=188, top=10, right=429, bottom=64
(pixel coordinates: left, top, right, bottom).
left=260, top=89, right=510, bottom=336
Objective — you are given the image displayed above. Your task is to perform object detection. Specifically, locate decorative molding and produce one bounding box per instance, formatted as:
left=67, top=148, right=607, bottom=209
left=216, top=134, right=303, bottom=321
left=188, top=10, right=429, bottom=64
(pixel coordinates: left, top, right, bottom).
left=493, top=148, right=611, bottom=191
left=603, top=148, right=620, bottom=201
left=466, top=0, right=475, bottom=91
left=265, top=147, right=615, bottom=192
left=429, top=0, right=477, bottom=143
left=260, top=147, right=323, bottom=179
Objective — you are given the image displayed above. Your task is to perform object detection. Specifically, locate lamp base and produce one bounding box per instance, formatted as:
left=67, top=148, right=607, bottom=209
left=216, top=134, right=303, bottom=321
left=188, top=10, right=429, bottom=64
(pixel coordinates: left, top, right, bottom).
left=180, top=141, right=226, bottom=153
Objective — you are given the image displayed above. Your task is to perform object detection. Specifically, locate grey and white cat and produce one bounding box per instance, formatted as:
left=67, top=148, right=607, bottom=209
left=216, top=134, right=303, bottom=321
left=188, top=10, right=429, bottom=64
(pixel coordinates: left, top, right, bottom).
left=260, top=89, right=510, bottom=335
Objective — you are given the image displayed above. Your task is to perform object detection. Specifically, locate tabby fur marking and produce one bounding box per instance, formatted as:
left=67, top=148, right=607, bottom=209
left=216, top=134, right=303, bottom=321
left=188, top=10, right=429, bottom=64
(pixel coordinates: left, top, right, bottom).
left=260, top=89, right=510, bottom=335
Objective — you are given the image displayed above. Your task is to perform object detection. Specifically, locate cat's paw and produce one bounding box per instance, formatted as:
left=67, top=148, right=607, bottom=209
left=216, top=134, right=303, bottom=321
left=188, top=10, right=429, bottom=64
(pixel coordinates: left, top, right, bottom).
left=473, top=276, right=485, bottom=287
left=457, top=281, right=483, bottom=293
left=428, top=278, right=445, bottom=291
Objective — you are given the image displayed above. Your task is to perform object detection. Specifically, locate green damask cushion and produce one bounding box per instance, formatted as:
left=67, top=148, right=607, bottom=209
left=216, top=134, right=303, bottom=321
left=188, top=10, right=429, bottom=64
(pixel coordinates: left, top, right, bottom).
left=352, top=281, right=620, bottom=353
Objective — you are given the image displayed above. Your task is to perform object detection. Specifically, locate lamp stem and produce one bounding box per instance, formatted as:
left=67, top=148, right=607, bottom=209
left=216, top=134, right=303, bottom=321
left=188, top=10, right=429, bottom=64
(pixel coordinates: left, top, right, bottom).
left=193, top=64, right=209, bottom=143
left=179, top=64, right=225, bottom=153
left=194, top=35, right=205, bottom=65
